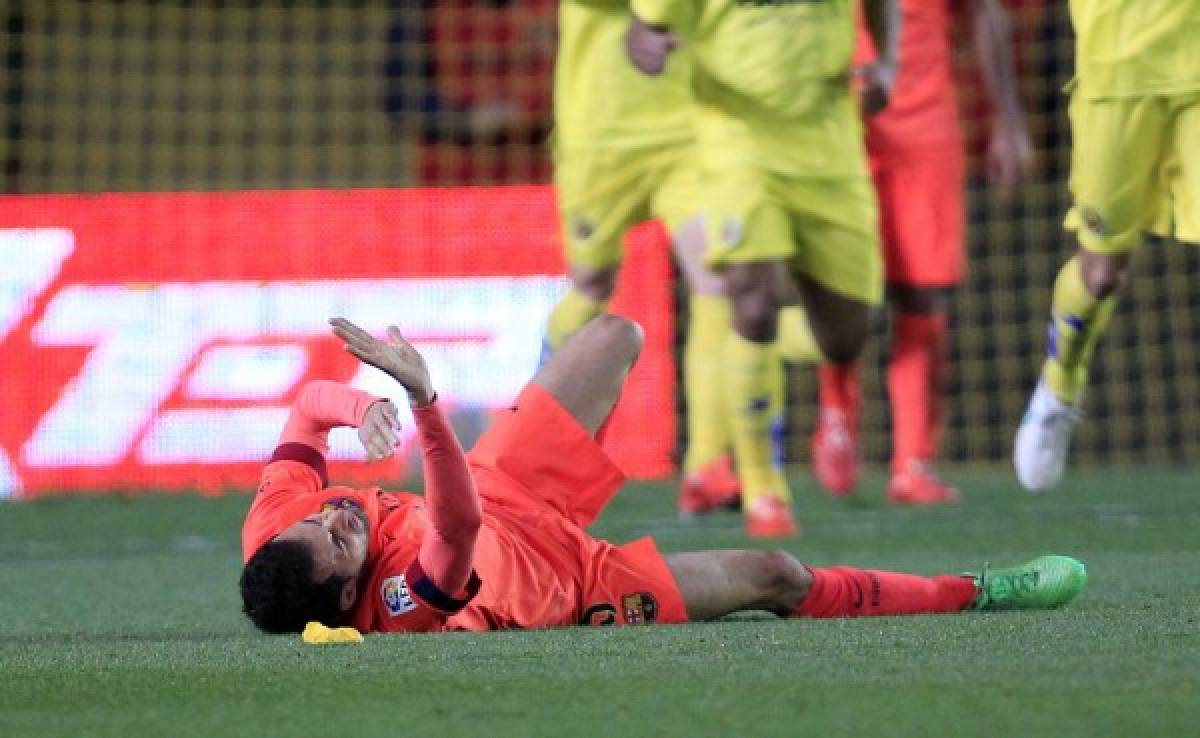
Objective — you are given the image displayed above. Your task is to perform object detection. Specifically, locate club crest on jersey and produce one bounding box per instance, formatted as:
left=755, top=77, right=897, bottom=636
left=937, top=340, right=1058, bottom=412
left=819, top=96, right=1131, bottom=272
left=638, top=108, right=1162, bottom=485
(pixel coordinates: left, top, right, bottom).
left=382, top=575, right=417, bottom=616
left=621, top=592, right=658, bottom=625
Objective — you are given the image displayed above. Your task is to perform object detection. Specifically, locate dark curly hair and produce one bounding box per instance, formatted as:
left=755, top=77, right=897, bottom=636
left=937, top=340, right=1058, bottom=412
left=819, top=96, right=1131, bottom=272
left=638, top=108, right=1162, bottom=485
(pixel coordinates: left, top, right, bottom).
left=239, top=540, right=350, bottom=634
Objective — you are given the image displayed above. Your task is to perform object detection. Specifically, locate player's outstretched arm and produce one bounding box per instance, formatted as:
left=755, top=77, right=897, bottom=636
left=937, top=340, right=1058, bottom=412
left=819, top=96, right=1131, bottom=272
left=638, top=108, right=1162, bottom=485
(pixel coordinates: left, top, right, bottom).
left=329, top=317, right=482, bottom=596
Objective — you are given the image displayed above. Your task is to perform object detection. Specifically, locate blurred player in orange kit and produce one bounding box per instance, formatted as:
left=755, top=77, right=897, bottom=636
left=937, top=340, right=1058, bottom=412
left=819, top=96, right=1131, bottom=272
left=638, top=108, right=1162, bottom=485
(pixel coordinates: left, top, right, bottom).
left=238, top=316, right=1085, bottom=635
left=812, top=0, right=1033, bottom=504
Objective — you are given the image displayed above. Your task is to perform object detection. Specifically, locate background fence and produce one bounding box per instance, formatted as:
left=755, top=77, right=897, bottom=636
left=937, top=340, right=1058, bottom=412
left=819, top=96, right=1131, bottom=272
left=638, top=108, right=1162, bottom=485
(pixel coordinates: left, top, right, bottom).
left=1, top=1, right=1196, bottom=496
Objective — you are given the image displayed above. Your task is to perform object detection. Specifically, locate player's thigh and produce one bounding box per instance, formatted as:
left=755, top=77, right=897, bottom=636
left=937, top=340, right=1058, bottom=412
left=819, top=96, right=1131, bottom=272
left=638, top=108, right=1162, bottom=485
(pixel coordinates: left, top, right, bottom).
left=784, top=175, right=882, bottom=357
left=1158, top=92, right=1200, bottom=245
left=467, top=383, right=626, bottom=527
left=651, top=149, right=702, bottom=235
left=655, top=161, right=726, bottom=295
left=1065, top=93, right=1172, bottom=255
left=782, top=175, right=881, bottom=359
left=782, top=174, right=883, bottom=306
left=868, top=153, right=900, bottom=269
left=579, top=537, right=689, bottom=626
left=555, top=148, right=657, bottom=271
left=879, top=146, right=967, bottom=289
left=697, top=162, right=794, bottom=270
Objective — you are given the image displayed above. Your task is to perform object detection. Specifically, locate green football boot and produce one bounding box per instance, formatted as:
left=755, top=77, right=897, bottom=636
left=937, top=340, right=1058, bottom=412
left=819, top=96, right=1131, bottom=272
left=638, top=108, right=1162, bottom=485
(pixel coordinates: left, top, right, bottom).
left=972, top=555, right=1087, bottom=610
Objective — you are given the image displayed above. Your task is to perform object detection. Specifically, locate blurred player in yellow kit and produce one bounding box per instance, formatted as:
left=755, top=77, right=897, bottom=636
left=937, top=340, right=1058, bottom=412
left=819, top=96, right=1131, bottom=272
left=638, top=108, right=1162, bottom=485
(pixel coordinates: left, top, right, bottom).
left=1014, top=1, right=1200, bottom=492
left=545, top=0, right=743, bottom=516
left=628, top=0, right=899, bottom=536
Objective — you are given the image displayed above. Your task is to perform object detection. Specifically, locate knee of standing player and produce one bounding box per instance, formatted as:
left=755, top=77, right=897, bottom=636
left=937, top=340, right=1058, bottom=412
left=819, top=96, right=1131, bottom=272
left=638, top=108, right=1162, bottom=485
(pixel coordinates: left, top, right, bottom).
left=725, top=270, right=780, bottom=342
left=888, top=285, right=947, bottom=315
left=1078, top=250, right=1128, bottom=299
left=816, top=313, right=869, bottom=365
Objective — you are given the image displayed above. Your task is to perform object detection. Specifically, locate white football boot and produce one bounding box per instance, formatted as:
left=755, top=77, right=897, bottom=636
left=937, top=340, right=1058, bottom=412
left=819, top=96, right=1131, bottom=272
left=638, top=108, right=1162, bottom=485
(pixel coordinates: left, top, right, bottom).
left=1014, top=380, right=1082, bottom=493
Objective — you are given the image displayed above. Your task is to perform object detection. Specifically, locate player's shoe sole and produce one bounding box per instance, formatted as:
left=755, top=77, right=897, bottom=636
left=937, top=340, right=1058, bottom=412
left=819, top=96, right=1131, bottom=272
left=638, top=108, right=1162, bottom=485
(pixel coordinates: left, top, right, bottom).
left=972, top=555, right=1087, bottom=610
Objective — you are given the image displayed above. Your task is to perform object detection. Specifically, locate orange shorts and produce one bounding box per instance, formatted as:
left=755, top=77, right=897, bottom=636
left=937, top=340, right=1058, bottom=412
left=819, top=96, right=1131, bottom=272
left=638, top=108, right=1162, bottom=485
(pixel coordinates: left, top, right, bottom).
left=465, top=383, right=689, bottom=628
left=869, top=143, right=966, bottom=288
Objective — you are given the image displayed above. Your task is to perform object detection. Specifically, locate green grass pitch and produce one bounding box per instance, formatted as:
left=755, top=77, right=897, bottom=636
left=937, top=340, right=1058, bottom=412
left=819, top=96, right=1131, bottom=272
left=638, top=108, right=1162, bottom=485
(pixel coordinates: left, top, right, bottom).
left=1, top=467, right=1197, bottom=738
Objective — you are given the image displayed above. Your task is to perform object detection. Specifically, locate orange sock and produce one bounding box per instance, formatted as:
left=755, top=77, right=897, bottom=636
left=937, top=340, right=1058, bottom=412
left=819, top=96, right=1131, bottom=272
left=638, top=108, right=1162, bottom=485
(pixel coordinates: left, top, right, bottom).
left=818, top=361, right=861, bottom=417
left=794, top=566, right=977, bottom=617
left=888, top=312, right=948, bottom=473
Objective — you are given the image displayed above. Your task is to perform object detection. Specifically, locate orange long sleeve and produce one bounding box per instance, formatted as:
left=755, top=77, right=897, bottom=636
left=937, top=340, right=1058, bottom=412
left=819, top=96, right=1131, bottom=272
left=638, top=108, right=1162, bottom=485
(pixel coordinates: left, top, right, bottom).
left=271, top=381, right=383, bottom=486
left=412, top=400, right=482, bottom=598
left=278, top=380, right=382, bottom=456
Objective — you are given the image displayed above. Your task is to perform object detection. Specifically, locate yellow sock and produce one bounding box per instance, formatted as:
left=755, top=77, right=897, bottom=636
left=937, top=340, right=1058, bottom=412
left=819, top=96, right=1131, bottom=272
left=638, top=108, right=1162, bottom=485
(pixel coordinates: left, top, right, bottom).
left=776, top=305, right=823, bottom=363
left=1043, top=257, right=1117, bottom=404
left=724, top=333, right=791, bottom=508
left=546, top=288, right=606, bottom=350
left=684, top=295, right=733, bottom=474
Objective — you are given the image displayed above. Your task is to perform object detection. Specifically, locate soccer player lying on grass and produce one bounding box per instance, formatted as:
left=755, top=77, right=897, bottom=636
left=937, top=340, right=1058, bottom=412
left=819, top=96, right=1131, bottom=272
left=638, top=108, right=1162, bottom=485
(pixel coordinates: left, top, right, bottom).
left=240, top=315, right=1086, bottom=634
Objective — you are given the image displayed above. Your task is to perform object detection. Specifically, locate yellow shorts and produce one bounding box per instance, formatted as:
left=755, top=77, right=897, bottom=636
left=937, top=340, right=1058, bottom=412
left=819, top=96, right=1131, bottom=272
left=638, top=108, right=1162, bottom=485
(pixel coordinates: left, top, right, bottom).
left=1065, top=90, right=1200, bottom=254
left=699, top=164, right=883, bottom=306
left=554, top=144, right=699, bottom=270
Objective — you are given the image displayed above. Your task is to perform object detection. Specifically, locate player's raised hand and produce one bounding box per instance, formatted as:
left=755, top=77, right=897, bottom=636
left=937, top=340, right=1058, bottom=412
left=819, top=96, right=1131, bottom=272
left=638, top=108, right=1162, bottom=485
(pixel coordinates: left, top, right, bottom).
left=329, top=317, right=435, bottom=408
left=358, top=399, right=401, bottom=463
left=626, top=16, right=678, bottom=76
left=987, top=123, right=1034, bottom=197
left=855, top=61, right=896, bottom=117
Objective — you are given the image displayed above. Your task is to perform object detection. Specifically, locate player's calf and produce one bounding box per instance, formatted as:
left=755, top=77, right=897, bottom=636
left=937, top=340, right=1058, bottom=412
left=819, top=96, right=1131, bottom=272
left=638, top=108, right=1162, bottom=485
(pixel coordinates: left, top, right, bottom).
left=665, top=549, right=813, bottom=620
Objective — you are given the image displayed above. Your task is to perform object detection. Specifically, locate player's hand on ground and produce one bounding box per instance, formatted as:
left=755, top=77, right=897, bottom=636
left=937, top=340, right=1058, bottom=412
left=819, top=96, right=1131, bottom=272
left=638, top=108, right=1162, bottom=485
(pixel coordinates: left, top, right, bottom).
left=855, top=61, right=896, bottom=117
left=987, top=124, right=1034, bottom=197
left=329, top=317, right=435, bottom=408
left=625, top=16, right=678, bottom=75
left=358, top=399, right=401, bottom=462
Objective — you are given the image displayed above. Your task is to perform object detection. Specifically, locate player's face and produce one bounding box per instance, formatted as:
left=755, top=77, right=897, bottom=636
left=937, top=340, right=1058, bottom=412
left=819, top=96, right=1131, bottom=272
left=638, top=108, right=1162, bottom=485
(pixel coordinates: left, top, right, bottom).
left=275, top=507, right=369, bottom=583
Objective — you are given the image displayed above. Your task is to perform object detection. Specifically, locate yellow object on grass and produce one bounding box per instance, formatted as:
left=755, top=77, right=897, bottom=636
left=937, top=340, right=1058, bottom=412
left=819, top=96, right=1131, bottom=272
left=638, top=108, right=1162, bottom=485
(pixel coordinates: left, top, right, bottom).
left=301, top=621, right=363, bottom=645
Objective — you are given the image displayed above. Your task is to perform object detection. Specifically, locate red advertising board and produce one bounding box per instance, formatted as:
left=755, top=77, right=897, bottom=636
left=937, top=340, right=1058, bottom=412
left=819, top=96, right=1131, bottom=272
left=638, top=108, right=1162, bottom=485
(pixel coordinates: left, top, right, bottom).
left=0, top=187, right=675, bottom=498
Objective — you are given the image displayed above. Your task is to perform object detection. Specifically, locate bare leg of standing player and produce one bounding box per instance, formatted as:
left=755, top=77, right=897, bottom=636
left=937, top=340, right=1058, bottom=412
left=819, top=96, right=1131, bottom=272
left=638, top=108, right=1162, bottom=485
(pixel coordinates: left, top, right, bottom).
left=722, top=257, right=871, bottom=539
left=673, top=218, right=741, bottom=517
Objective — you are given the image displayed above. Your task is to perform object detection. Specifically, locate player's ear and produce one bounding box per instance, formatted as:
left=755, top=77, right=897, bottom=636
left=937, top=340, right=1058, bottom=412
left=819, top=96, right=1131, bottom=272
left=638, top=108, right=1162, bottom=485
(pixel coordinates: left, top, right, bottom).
left=339, top=579, right=358, bottom=612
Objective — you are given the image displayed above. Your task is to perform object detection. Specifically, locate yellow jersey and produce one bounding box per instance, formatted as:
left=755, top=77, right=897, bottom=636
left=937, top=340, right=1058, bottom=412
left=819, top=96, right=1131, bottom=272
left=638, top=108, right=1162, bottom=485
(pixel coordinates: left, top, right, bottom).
left=632, top=0, right=864, bottom=177
left=1070, top=0, right=1200, bottom=99
left=554, top=0, right=695, bottom=153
